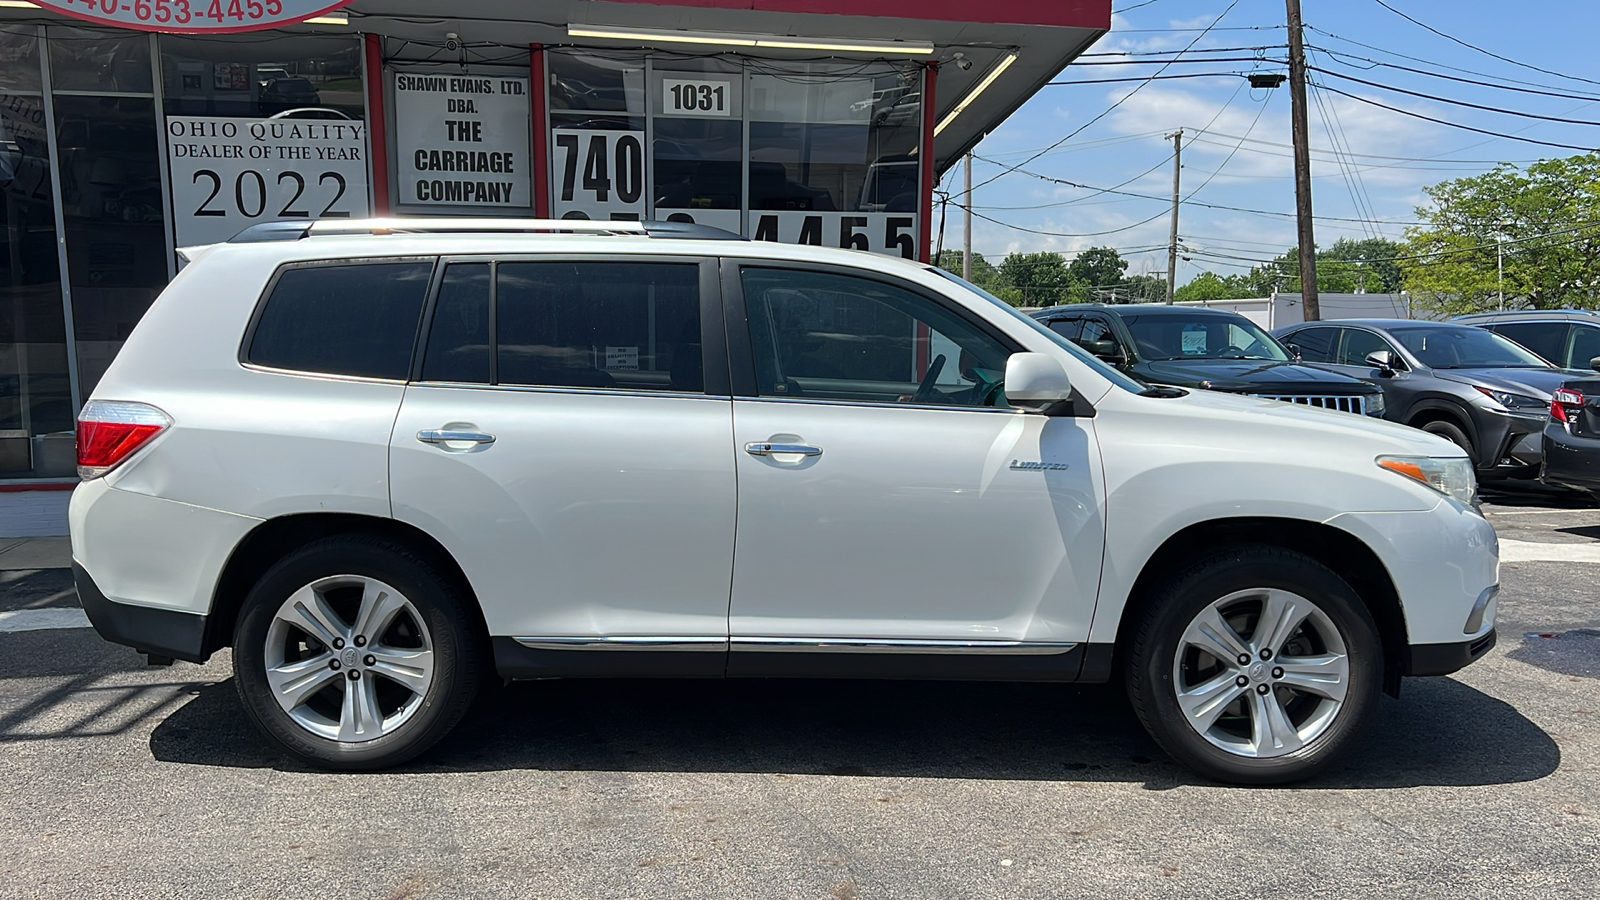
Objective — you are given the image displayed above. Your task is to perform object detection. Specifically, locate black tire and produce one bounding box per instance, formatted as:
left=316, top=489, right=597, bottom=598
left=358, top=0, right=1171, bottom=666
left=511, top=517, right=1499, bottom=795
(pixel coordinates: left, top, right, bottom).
left=232, top=535, right=482, bottom=770
left=1124, top=546, right=1383, bottom=785
left=1419, top=419, right=1476, bottom=466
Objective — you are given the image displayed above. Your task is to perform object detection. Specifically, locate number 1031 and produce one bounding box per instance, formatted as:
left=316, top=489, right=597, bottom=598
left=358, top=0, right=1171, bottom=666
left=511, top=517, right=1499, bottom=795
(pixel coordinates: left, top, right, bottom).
left=668, top=82, right=727, bottom=114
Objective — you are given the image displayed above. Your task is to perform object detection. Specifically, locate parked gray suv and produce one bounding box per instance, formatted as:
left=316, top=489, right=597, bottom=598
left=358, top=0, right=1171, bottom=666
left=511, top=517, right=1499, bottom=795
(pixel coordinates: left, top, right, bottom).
left=1274, top=319, right=1570, bottom=478
left=1452, top=309, right=1600, bottom=371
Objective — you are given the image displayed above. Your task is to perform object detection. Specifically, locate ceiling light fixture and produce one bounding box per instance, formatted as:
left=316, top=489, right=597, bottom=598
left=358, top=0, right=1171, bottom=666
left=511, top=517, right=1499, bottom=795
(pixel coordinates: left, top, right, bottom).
left=305, top=11, right=348, bottom=24
left=0, top=1, right=40, bottom=7
left=934, top=50, right=1018, bottom=136
left=568, top=24, right=933, bottom=56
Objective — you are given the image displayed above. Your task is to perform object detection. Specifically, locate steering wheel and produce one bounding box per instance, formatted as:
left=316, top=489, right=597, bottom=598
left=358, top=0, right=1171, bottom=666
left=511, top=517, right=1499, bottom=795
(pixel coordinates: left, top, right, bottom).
left=911, top=354, right=947, bottom=404
left=1217, top=346, right=1247, bottom=359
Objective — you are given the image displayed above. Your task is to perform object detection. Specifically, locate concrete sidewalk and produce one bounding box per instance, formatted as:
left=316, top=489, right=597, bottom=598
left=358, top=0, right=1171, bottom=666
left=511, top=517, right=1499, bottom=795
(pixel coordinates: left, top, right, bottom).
left=0, top=537, right=72, bottom=570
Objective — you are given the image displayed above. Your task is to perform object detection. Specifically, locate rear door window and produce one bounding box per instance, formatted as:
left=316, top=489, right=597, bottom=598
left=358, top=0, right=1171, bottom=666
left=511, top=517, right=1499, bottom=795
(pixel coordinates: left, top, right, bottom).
left=1045, top=317, right=1081, bottom=341
left=247, top=261, right=434, bottom=379
left=1491, top=321, right=1569, bottom=365
left=496, top=262, right=704, bottom=392
left=419, top=263, right=491, bottom=384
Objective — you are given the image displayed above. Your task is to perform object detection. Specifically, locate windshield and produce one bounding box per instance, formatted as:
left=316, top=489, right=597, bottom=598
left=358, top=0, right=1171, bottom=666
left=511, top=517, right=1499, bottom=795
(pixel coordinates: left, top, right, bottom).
left=1120, top=313, right=1291, bottom=362
left=932, top=270, right=1146, bottom=394
left=1390, top=325, right=1550, bottom=369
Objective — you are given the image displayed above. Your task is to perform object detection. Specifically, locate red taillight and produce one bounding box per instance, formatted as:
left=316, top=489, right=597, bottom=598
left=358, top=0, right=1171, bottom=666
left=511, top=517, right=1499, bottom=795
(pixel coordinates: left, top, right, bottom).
left=76, top=400, right=171, bottom=479
left=1552, top=387, right=1584, bottom=425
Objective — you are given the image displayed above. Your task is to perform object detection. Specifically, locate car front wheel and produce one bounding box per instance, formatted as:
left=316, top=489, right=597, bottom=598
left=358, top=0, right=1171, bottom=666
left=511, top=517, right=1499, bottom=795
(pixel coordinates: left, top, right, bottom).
left=1125, top=546, right=1382, bottom=785
left=232, top=536, right=481, bottom=769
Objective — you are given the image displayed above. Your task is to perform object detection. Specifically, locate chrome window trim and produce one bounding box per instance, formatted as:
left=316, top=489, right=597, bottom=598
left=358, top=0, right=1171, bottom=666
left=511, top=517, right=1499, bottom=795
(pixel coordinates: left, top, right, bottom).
left=732, top=395, right=1022, bottom=415
left=408, top=382, right=733, bottom=402
left=238, top=362, right=408, bottom=385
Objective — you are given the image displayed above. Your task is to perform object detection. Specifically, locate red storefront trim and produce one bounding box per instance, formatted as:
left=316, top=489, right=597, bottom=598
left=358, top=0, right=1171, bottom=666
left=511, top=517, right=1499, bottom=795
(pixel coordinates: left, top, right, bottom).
left=364, top=33, right=391, bottom=215
left=918, top=61, right=936, bottom=263
left=601, top=0, right=1109, bottom=28
left=531, top=44, right=551, bottom=218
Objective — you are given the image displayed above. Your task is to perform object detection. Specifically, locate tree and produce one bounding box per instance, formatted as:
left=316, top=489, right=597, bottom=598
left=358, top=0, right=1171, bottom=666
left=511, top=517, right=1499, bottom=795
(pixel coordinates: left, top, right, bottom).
left=1402, top=154, right=1600, bottom=315
left=1174, top=271, right=1237, bottom=302
left=1232, top=237, right=1402, bottom=297
left=1066, top=246, right=1129, bottom=290
left=934, top=249, right=1022, bottom=305
left=999, top=252, right=1082, bottom=307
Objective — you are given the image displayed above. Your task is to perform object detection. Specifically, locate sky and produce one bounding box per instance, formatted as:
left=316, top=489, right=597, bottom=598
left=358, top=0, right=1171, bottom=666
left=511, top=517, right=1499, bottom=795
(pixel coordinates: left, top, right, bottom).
left=947, top=0, right=1600, bottom=288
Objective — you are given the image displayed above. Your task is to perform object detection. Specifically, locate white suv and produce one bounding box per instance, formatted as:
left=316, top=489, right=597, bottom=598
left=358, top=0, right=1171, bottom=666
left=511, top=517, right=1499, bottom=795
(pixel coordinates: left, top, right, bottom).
left=70, top=219, right=1498, bottom=784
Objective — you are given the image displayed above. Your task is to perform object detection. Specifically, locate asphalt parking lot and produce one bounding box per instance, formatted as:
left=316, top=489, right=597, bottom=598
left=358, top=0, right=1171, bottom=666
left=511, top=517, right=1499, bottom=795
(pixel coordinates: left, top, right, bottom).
left=2, top=491, right=1599, bottom=900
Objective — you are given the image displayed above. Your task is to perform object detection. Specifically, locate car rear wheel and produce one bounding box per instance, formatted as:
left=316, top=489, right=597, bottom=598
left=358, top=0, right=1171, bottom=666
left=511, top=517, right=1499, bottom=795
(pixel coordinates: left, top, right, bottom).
left=233, top=536, right=481, bottom=769
left=1125, top=546, right=1382, bottom=785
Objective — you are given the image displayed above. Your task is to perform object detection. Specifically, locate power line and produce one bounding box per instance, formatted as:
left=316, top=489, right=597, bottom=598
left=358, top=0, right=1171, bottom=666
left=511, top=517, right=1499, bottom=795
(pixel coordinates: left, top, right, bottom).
left=1306, top=25, right=1600, bottom=99
left=1044, top=72, right=1253, bottom=87
left=1310, top=45, right=1600, bottom=103
left=1310, top=66, right=1600, bottom=127
left=1310, top=82, right=1600, bottom=152
left=1080, top=45, right=1285, bottom=58
left=969, top=0, right=1243, bottom=193
left=1368, top=0, right=1600, bottom=90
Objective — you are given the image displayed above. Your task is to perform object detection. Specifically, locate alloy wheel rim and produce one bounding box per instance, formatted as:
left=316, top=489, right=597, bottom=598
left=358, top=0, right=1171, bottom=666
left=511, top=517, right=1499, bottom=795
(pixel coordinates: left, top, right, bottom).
left=1171, top=588, right=1350, bottom=759
left=263, top=575, right=435, bottom=743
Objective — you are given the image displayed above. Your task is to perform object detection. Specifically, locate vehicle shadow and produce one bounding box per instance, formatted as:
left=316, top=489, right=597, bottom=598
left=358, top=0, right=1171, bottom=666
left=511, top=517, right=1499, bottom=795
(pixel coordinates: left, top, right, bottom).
left=149, top=675, right=1558, bottom=789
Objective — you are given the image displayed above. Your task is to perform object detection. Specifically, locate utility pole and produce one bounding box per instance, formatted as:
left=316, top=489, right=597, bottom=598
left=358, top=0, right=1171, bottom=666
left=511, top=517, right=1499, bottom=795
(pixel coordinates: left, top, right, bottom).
left=1166, top=128, right=1182, bottom=303
left=962, top=152, right=973, bottom=281
left=1497, top=232, right=1505, bottom=311
left=1286, top=0, right=1320, bottom=320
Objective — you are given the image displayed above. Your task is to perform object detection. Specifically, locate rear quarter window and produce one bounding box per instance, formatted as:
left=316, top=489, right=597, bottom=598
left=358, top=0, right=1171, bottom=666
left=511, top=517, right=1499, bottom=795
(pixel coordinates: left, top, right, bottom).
left=246, top=261, right=434, bottom=379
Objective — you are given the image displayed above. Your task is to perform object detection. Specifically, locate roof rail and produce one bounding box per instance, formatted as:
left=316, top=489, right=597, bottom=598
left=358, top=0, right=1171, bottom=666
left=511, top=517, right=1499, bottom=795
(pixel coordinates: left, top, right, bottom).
left=227, top=217, right=747, bottom=243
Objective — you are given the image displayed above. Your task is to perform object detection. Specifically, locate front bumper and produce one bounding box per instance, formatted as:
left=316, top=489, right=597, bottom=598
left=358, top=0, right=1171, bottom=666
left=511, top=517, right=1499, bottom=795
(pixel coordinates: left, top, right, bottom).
left=74, top=562, right=210, bottom=663
left=1476, top=408, right=1548, bottom=475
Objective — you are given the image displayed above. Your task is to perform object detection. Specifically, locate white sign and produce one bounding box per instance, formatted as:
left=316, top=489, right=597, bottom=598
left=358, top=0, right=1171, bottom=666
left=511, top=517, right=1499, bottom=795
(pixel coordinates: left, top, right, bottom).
left=35, top=0, right=352, bottom=34
left=661, top=78, right=734, bottom=118
left=166, top=115, right=368, bottom=247
left=394, top=73, right=530, bottom=208
left=748, top=211, right=919, bottom=259
left=604, top=346, right=640, bottom=370
left=551, top=128, right=646, bottom=221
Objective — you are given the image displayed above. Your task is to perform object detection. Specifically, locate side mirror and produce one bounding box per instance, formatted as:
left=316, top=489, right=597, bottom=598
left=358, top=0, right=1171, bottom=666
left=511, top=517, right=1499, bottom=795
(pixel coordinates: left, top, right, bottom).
left=1079, top=338, right=1125, bottom=362
left=1005, top=352, right=1075, bottom=413
left=1365, top=349, right=1400, bottom=374
left=1589, top=356, right=1600, bottom=374
left=1285, top=342, right=1303, bottom=361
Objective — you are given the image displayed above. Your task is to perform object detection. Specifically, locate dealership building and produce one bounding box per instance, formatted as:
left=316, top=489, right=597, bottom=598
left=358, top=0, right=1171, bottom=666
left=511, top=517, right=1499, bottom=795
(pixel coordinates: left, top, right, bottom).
left=0, top=0, right=1108, bottom=527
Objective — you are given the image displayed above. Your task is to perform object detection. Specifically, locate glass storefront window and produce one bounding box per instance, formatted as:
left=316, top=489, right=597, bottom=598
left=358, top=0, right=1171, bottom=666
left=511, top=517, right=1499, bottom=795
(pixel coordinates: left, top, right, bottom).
left=549, top=51, right=646, bottom=221
left=53, top=95, right=165, bottom=399
left=159, top=34, right=363, bottom=119
left=651, top=59, right=742, bottom=225
left=1, top=28, right=74, bottom=477
left=47, top=26, right=153, bottom=94
left=747, top=64, right=921, bottom=213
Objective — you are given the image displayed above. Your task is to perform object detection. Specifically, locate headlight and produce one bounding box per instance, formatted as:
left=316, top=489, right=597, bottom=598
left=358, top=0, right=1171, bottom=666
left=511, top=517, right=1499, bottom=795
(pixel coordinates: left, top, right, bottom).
left=1377, top=455, right=1477, bottom=506
left=1365, top=391, right=1386, bottom=417
left=1475, top=386, right=1546, bottom=410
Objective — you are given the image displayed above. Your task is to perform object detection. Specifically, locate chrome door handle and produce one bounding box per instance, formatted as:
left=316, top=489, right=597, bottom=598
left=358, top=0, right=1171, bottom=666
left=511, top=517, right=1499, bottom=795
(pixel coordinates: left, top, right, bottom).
left=744, top=442, right=822, bottom=457
left=417, top=429, right=496, bottom=445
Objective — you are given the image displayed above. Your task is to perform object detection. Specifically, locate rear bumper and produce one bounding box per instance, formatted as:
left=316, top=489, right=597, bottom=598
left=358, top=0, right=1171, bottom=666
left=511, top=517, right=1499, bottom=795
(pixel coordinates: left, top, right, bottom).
left=1407, top=629, right=1497, bottom=677
left=1541, top=423, right=1600, bottom=493
left=74, top=562, right=210, bottom=663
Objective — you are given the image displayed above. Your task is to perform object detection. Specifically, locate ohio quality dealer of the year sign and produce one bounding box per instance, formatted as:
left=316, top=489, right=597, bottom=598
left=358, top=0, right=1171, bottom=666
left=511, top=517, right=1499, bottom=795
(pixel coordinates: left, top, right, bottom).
left=33, top=0, right=352, bottom=33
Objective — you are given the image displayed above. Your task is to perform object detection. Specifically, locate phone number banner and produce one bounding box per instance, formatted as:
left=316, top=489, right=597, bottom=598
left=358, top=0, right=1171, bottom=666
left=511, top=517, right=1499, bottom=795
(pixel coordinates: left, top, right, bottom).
left=34, top=0, right=351, bottom=33
left=167, top=116, right=369, bottom=246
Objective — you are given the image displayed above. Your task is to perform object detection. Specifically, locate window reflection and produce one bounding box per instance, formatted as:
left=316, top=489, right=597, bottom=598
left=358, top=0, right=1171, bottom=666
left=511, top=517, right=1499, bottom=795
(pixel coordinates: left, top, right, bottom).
left=1, top=28, right=74, bottom=477
left=160, top=34, right=363, bottom=119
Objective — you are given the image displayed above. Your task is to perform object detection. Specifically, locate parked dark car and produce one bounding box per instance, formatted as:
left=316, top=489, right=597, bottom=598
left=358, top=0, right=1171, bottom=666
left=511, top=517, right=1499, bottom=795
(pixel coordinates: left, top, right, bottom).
left=260, top=77, right=319, bottom=114
left=1452, top=309, right=1600, bottom=370
left=1029, top=304, right=1386, bottom=416
left=1543, top=362, right=1600, bottom=498
left=1274, top=318, right=1575, bottom=478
